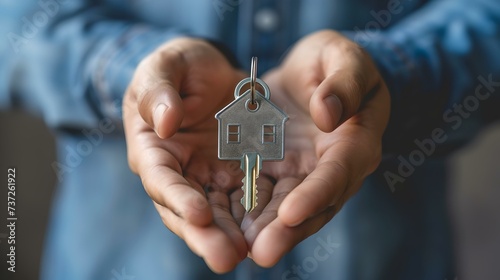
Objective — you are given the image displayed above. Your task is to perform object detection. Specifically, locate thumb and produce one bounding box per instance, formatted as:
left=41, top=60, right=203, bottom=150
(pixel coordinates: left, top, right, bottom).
left=309, top=82, right=343, bottom=133
left=139, top=82, right=184, bottom=139
left=309, top=69, right=374, bottom=132
left=133, top=52, right=187, bottom=139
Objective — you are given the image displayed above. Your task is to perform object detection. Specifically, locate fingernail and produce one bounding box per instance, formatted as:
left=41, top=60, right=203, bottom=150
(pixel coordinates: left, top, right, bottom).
left=324, top=94, right=343, bottom=125
left=153, top=103, right=168, bottom=135
left=192, top=195, right=209, bottom=211
left=287, top=219, right=304, bottom=227
left=241, top=217, right=254, bottom=232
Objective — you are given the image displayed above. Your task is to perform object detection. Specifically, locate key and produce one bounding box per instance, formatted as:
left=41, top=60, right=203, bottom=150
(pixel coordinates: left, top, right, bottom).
left=215, top=57, right=288, bottom=212
left=241, top=152, right=261, bottom=212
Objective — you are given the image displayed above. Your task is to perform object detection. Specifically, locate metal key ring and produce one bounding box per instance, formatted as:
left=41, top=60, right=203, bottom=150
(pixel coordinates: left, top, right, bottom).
left=250, top=57, right=257, bottom=104
left=234, top=77, right=271, bottom=100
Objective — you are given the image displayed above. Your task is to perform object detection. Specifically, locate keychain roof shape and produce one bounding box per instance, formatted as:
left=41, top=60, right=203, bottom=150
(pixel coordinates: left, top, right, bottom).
left=215, top=77, right=288, bottom=161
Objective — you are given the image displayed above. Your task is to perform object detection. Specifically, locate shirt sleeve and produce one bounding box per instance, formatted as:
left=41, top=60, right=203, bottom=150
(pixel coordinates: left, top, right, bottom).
left=1, top=1, right=186, bottom=130
left=344, top=0, right=500, bottom=154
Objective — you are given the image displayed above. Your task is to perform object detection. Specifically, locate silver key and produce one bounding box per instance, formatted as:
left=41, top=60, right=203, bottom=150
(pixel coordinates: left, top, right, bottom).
left=241, top=152, right=261, bottom=212
left=215, top=57, right=288, bottom=212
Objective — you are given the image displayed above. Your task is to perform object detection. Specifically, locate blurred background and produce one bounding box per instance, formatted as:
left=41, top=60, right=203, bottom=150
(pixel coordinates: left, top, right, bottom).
left=1, top=110, right=500, bottom=279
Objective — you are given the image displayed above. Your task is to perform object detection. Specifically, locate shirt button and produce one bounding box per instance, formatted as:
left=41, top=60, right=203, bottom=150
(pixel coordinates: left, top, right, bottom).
left=254, top=8, right=279, bottom=32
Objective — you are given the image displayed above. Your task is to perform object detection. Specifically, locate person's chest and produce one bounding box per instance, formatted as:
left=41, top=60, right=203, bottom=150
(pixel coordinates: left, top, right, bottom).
left=104, top=0, right=422, bottom=34
left=102, top=0, right=423, bottom=69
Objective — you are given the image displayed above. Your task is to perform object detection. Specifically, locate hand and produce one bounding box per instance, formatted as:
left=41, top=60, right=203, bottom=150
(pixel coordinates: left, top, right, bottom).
left=123, top=38, right=253, bottom=273
left=240, top=30, right=391, bottom=266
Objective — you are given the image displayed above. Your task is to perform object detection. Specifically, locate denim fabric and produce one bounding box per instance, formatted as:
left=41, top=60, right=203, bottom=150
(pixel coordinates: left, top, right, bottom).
left=1, top=0, right=499, bottom=279
left=41, top=134, right=454, bottom=280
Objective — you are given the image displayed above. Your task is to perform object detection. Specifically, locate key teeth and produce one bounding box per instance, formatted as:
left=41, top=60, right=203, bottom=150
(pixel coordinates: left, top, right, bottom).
left=255, top=192, right=258, bottom=206
left=240, top=178, right=248, bottom=211
left=240, top=177, right=259, bottom=212
left=254, top=185, right=258, bottom=208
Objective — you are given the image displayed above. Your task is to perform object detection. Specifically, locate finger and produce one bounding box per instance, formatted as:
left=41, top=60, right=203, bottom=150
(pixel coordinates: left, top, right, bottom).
left=206, top=189, right=248, bottom=261
left=230, top=188, right=245, bottom=225
left=309, top=44, right=381, bottom=132
left=134, top=51, right=186, bottom=139
left=154, top=203, right=243, bottom=273
left=139, top=146, right=213, bottom=226
left=280, top=32, right=382, bottom=132
left=250, top=205, right=338, bottom=267
left=277, top=148, right=351, bottom=227
left=124, top=91, right=211, bottom=225
left=243, top=177, right=301, bottom=247
left=131, top=39, right=245, bottom=138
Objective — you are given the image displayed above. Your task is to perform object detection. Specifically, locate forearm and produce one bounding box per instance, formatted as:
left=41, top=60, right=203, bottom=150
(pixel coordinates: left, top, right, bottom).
left=346, top=0, right=500, bottom=152
left=1, top=1, right=185, bottom=129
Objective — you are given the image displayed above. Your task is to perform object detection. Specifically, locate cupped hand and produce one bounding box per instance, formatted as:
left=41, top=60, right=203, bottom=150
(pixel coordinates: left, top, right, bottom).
left=123, top=37, right=254, bottom=273
left=241, top=30, right=391, bottom=267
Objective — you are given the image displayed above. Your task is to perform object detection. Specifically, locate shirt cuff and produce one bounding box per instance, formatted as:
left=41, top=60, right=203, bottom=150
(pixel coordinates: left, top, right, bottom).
left=342, top=31, right=419, bottom=103
left=90, top=26, right=185, bottom=125
left=342, top=30, right=443, bottom=154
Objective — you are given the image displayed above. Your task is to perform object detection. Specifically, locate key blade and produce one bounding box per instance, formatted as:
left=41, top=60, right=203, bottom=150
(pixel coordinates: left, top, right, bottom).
left=240, top=152, right=261, bottom=213
left=241, top=175, right=257, bottom=212
left=241, top=154, right=257, bottom=212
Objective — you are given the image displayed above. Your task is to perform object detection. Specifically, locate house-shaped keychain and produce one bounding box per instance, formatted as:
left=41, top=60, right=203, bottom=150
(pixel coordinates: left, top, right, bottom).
left=215, top=77, right=288, bottom=161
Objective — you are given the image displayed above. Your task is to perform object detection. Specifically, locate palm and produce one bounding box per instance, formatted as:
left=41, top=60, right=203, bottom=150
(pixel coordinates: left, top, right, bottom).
left=240, top=69, right=390, bottom=266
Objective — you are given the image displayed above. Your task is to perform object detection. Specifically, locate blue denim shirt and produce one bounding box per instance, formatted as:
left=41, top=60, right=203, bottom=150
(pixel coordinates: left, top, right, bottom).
left=2, top=0, right=499, bottom=132
left=1, top=0, right=499, bottom=279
